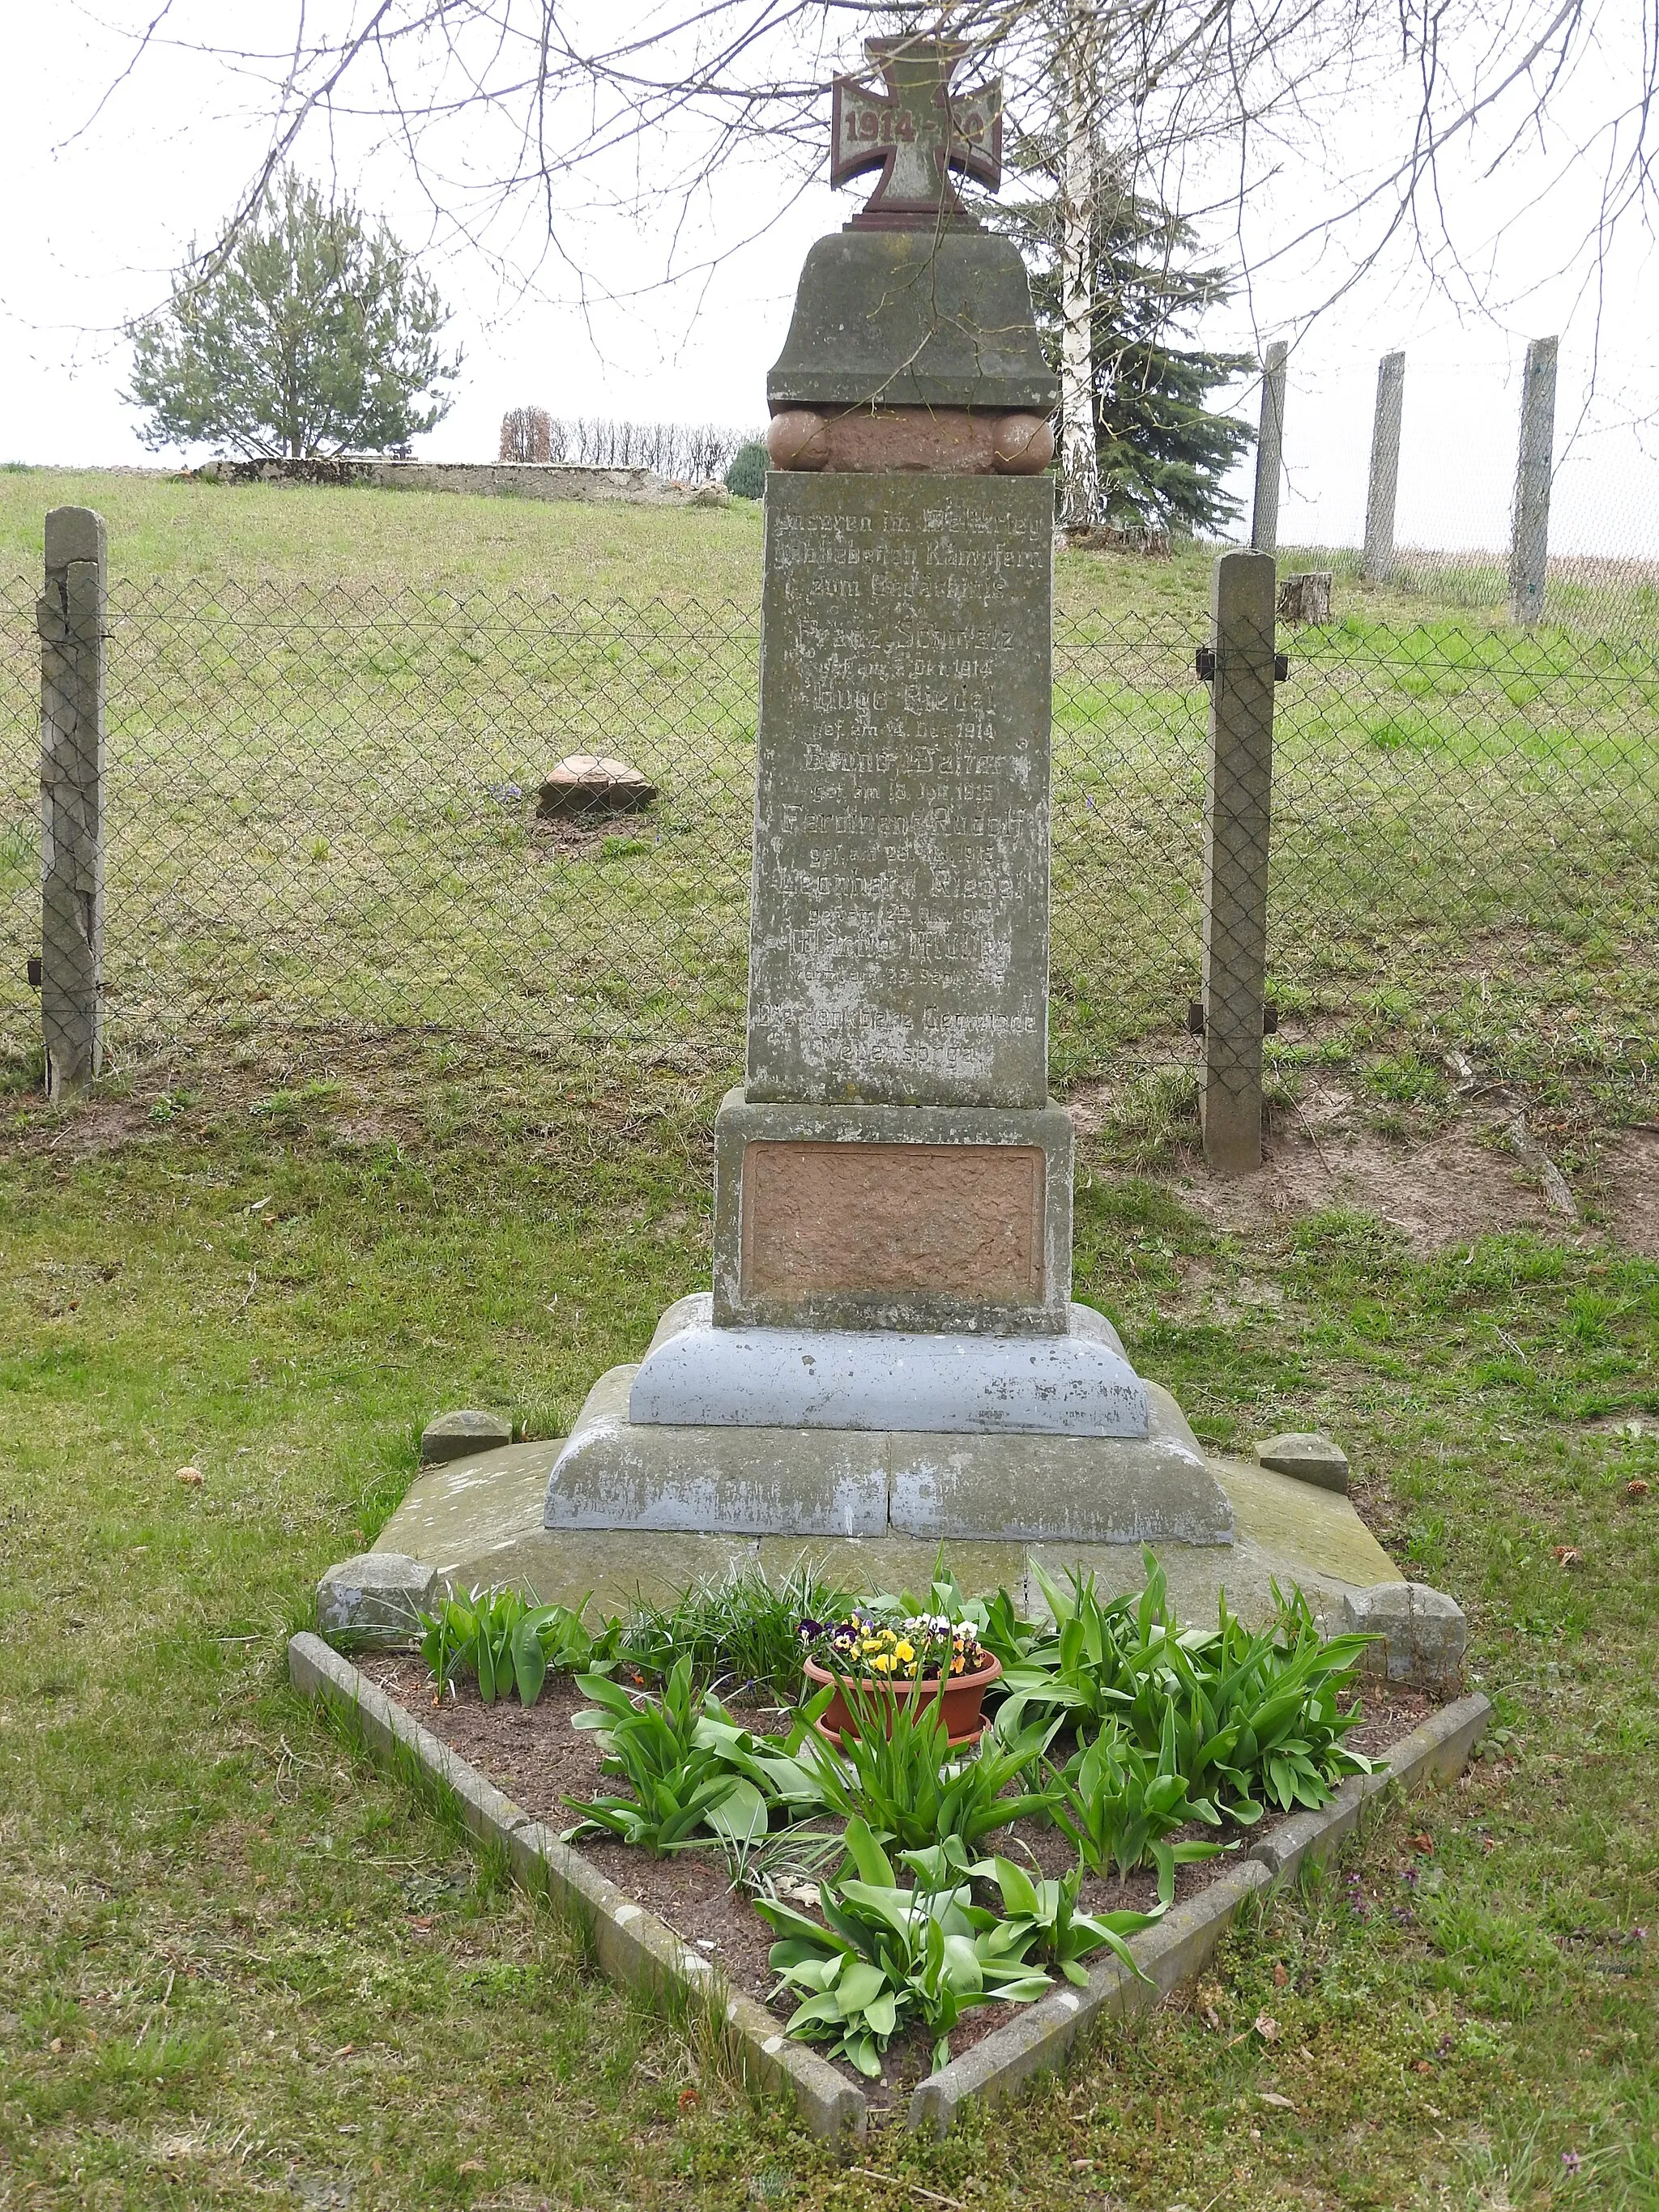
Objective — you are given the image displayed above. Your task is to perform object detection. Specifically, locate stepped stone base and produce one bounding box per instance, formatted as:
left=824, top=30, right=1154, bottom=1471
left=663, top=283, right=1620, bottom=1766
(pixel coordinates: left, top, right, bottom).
left=544, top=1364, right=1226, bottom=1545
left=357, top=1434, right=1437, bottom=1661
left=629, top=1294, right=1147, bottom=1438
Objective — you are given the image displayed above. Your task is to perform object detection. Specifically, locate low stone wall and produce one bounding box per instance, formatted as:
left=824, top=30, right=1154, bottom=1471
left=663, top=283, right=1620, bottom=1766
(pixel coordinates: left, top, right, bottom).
left=190, top=457, right=732, bottom=508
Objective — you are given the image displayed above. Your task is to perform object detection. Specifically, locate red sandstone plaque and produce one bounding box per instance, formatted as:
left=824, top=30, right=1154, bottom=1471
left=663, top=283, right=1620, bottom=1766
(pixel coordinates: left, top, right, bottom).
left=740, top=1140, right=1045, bottom=1304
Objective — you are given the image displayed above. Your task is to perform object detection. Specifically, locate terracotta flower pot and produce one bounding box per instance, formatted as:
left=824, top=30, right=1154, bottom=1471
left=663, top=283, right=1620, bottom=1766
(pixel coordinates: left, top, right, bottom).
left=803, top=1653, right=1002, bottom=1751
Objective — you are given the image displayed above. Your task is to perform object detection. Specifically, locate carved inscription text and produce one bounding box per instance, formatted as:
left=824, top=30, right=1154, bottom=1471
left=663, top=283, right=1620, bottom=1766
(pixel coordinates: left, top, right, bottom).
left=747, top=472, right=1052, bottom=1107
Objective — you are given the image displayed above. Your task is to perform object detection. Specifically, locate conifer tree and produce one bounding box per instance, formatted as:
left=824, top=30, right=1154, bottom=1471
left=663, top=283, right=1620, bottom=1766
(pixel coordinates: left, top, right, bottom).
left=994, top=168, right=1254, bottom=535
left=128, top=170, right=459, bottom=459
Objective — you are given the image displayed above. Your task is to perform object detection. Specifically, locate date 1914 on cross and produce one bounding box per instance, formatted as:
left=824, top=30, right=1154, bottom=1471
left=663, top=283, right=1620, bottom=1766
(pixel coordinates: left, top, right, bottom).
left=830, top=37, right=1003, bottom=229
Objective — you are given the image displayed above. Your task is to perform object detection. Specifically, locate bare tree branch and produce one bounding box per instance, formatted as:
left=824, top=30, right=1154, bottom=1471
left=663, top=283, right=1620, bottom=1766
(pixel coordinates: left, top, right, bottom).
left=68, top=0, right=1659, bottom=388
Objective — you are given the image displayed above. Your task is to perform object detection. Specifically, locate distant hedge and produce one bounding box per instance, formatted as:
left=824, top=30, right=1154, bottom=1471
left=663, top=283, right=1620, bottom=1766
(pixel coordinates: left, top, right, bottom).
left=724, top=440, right=768, bottom=501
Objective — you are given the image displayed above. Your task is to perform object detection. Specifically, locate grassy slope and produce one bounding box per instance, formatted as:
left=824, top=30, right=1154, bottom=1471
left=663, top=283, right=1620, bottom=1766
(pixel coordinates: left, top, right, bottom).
left=1, top=477, right=1655, bottom=2208
left=2, top=471, right=1653, bottom=1138
left=0, top=466, right=1490, bottom=620
left=1, top=1046, right=1655, bottom=2212
left=0, top=471, right=772, bottom=602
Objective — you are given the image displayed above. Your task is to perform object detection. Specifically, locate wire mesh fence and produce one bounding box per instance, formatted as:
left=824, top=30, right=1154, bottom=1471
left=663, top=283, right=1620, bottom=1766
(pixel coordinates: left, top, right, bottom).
left=1277, top=543, right=1659, bottom=645
left=2, top=570, right=1656, bottom=1123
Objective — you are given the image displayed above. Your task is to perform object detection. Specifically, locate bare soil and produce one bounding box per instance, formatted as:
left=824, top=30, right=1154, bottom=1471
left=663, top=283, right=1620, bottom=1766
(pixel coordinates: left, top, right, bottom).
left=357, top=1654, right=1433, bottom=2112
left=1160, top=1090, right=1592, bottom=1255
left=1598, top=1127, right=1659, bottom=1256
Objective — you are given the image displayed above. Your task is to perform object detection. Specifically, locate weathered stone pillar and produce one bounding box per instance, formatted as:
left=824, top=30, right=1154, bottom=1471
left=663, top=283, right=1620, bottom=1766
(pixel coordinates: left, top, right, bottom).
left=539, top=36, right=1237, bottom=1553
left=1250, top=340, right=1288, bottom=556
left=1200, top=550, right=1277, bottom=1175
left=37, top=506, right=106, bottom=1099
left=1362, top=351, right=1405, bottom=586
left=1508, top=335, right=1558, bottom=626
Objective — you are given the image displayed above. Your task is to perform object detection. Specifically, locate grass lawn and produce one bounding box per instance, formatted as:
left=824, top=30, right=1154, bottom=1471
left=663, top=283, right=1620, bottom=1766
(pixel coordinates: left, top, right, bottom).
left=2, top=471, right=1656, bottom=1144
left=1, top=477, right=1656, bottom=2207
left=1, top=1039, right=1656, bottom=2210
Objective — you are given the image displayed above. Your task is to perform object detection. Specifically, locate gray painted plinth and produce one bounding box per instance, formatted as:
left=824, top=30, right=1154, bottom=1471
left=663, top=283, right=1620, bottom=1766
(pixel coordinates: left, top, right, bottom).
left=546, top=1358, right=1227, bottom=1544
left=630, top=1294, right=1148, bottom=1438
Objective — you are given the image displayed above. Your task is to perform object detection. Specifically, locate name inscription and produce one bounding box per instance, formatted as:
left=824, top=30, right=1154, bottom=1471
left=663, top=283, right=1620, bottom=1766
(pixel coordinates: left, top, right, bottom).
left=746, top=473, right=1052, bottom=1108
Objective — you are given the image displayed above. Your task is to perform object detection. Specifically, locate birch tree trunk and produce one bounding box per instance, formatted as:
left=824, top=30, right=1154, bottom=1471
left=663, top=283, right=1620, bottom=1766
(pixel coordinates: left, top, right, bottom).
left=1058, top=0, right=1101, bottom=533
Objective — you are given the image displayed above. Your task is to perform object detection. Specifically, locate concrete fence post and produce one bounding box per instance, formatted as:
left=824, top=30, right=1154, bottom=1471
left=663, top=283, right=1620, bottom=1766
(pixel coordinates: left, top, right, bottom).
left=1362, top=350, right=1405, bottom=585
left=1250, top=340, right=1289, bottom=556
left=1508, top=335, right=1558, bottom=625
left=1201, top=550, right=1277, bottom=1175
left=36, top=506, right=106, bottom=1099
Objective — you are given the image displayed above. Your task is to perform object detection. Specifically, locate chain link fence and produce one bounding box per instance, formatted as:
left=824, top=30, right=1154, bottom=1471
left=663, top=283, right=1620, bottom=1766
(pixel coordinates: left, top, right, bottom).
left=2, top=570, right=1656, bottom=1124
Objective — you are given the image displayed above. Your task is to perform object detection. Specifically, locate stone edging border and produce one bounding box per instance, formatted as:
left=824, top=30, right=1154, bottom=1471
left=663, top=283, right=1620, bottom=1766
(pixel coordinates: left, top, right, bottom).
left=909, top=1689, right=1491, bottom=2135
left=287, top=1633, right=864, bottom=2140
left=287, top=1632, right=1489, bottom=2143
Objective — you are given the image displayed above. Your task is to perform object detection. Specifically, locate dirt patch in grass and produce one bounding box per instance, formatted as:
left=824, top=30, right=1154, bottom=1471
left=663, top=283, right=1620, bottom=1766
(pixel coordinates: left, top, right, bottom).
left=356, top=1653, right=1431, bottom=2112
left=1597, top=1126, right=1659, bottom=1256
left=1157, top=1094, right=1584, bottom=1254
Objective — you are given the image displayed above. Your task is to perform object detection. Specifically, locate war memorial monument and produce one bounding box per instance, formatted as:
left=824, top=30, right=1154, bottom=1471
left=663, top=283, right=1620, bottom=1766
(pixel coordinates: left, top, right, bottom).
left=325, top=40, right=1464, bottom=1686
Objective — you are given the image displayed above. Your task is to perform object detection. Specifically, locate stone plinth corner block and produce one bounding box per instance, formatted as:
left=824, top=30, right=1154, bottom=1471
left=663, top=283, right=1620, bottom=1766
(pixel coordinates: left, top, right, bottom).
left=1341, top=1580, right=1466, bottom=1690
left=317, top=1553, right=436, bottom=1644
left=421, top=1409, right=514, bottom=1464
left=1255, top=1431, right=1350, bottom=1492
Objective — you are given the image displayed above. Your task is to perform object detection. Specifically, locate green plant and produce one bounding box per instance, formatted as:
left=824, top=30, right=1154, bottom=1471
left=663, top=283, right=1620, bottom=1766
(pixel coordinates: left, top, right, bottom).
left=417, top=1584, right=604, bottom=1706
left=126, top=166, right=458, bottom=458
left=1103, top=1570, right=1375, bottom=1818
left=723, top=438, right=767, bottom=499
left=978, top=1856, right=1162, bottom=1986
left=994, top=1565, right=1141, bottom=1736
left=756, top=1820, right=1051, bottom=2076
left=1050, top=1710, right=1226, bottom=1903
left=618, top=1560, right=854, bottom=1701
left=1000, top=1551, right=1375, bottom=1822
left=1182, top=1582, right=1377, bottom=1814
left=561, top=1656, right=828, bottom=1855
left=688, top=1686, right=835, bottom=1822
left=724, top=1823, right=847, bottom=1900
left=801, top=1681, right=1059, bottom=1853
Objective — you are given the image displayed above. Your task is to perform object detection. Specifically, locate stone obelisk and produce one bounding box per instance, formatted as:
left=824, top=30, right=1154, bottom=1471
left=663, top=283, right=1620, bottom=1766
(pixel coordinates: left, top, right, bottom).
left=544, top=37, right=1230, bottom=1552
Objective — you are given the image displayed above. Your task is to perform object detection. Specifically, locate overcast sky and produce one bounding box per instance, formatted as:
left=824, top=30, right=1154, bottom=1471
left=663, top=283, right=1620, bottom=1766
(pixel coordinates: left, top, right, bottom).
left=4, top=2, right=1657, bottom=557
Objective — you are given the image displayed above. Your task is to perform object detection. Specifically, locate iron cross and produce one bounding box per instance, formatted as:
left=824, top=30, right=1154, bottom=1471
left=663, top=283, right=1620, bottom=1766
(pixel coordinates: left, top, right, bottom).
left=830, top=37, right=1003, bottom=228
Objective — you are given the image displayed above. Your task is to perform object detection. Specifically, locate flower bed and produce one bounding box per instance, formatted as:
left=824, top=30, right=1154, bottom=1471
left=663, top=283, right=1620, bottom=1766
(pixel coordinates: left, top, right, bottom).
left=344, top=1554, right=1437, bottom=2106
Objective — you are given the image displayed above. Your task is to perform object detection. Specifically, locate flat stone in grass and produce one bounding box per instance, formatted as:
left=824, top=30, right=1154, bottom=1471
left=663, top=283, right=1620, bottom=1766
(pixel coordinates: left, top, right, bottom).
left=317, top=1552, right=435, bottom=1644
left=1255, top=1430, right=1350, bottom=1492
left=421, top=1408, right=513, bottom=1464
left=537, top=754, right=658, bottom=820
